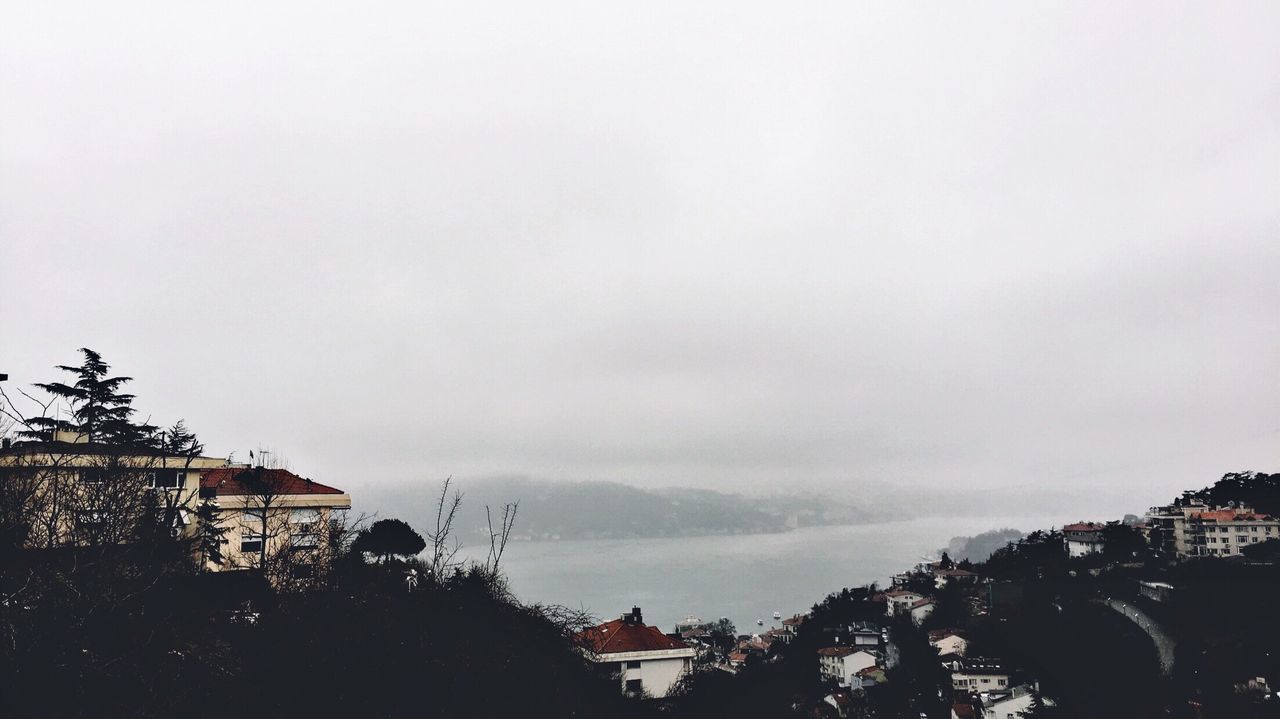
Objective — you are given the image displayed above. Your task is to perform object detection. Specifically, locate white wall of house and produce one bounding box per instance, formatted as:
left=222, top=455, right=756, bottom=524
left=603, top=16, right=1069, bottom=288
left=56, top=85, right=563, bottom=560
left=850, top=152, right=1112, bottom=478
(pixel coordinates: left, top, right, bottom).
left=931, top=634, right=967, bottom=656
left=910, top=603, right=935, bottom=626
left=952, top=671, right=1011, bottom=692
left=602, top=648, right=694, bottom=698
left=982, top=690, right=1035, bottom=719
left=1066, top=539, right=1103, bottom=557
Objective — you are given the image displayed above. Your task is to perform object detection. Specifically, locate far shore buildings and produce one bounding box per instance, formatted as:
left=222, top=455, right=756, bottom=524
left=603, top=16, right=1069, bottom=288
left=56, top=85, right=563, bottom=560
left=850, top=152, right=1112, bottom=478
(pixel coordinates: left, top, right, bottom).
left=1143, top=498, right=1279, bottom=558
left=0, top=431, right=351, bottom=574
left=578, top=607, right=695, bottom=698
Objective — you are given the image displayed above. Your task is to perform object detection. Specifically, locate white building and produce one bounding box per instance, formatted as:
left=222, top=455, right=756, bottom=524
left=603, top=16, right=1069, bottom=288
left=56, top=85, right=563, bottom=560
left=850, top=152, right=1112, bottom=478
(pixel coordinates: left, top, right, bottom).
left=817, top=646, right=880, bottom=687
left=929, top=629, right=968, bottom=657
left=910, top=598, right=936, bottom=626
left=884, top=589, right=924, bottom=617
left=1063, top=522, right=1106, bottom=558
left=577, top=607, right=695, bottom=698
left=978, top=684, right=1039, bottom=719
left=1186, top=506, right=1280, bottom=557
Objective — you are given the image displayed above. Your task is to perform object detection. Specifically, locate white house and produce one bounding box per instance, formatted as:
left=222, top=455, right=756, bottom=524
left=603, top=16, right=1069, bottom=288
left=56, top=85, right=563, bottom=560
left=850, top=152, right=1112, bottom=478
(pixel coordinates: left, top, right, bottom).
left=909, top=598, right=936, bottom=626
left=1063, top=522, right=1106, bottom=557
left=817, top=646, right=880, bottom=687
left=884, top=589, right=924, bottom=617
left=928, top=629, right=968, bottom=657
left=577, top=607, right=696, bottom=698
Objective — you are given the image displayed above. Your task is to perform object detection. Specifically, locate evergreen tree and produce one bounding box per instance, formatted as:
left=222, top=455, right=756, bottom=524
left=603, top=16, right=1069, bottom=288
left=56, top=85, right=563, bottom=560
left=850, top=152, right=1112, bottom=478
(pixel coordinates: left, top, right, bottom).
left=20, top=348, right=157, bottom=446
left=352, top=518, right=427, bottom=563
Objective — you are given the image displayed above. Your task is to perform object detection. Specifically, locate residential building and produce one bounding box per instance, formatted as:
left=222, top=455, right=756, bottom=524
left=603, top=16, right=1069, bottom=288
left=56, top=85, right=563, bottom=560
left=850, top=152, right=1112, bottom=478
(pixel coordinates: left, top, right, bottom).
left=577, top=607, right=695, bottom=698
left=1063, top=522, right=1106, bottom=557
left=934, top=568, right=980, bottom=587
left=817, top=646, right=880, bottom=687
left=1142, top=497, right=1207, bottom=556
left=974, top=684, right=1039, bottom=719
left=0, top=433, right=230, bottom=549
left=198, top=466, right=351, bottom=571
left=910, top=598, right=936, bottom=626
left=1185, top=506, right=1279, bottom=557
left=929, top=629, right=968, bottom=657
left=951, top=657, right=1012, bottom=693
left=0, top=432, right=352, bottom=577
left=884, top=589, right=924, bottom=617
left=845, top=620, right=882, bottom=647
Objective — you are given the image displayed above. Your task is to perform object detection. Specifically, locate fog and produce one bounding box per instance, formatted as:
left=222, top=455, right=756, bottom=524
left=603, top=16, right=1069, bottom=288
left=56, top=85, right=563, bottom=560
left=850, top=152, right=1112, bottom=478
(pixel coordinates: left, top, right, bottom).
left=3, top=2, right=1277, bottom=515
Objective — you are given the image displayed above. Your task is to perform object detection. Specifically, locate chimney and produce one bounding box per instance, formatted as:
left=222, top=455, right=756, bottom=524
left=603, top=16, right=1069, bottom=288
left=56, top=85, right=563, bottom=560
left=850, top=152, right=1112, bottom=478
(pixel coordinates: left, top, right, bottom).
left=630, top=606, right=643, bottom=624
left=2, top=437, right=10, bottom=450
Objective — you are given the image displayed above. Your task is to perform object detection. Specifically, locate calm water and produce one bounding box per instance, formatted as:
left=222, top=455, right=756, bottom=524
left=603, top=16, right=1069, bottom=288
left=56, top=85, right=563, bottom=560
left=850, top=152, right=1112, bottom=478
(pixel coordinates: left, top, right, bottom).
left=479, top=515, right=1065, bottom=634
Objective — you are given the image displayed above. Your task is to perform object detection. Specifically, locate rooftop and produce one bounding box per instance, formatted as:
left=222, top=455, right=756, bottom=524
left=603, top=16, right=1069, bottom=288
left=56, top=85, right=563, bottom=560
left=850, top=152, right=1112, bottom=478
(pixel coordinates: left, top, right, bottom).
left=200, top=467, right=346, bottom=496
left=577, top=611, right=691, bottom=655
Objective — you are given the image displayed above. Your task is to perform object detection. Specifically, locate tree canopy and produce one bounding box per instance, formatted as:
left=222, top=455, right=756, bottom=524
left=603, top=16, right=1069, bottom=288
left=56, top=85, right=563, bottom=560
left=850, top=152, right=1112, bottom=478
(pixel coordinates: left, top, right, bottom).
left=19, top=348, right=157, bottom=446
left=352, top=518, right=427, bottom=562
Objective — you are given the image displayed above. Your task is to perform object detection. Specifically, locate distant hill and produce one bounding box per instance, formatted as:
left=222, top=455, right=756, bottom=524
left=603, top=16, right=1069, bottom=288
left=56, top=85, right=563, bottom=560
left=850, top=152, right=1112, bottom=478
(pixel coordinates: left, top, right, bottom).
left=361, top=478, right=879, bottom=542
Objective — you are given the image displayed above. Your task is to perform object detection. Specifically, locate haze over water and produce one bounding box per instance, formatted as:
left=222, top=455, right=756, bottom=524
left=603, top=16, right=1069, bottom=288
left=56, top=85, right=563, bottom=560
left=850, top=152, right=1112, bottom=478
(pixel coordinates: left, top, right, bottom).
left=478, top=515, right=1069, bottom=633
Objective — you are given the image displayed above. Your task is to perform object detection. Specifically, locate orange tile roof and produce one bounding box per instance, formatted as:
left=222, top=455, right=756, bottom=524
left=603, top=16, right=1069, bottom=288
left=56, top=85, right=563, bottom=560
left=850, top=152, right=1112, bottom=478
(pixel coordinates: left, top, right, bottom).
left=577, top=618, right=690, bottom=655
left=1191, top=510, right=1274, bottom=522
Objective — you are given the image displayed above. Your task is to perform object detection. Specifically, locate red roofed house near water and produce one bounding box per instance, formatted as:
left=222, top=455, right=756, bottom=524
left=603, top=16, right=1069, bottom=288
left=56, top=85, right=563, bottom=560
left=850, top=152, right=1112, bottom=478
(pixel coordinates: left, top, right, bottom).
left=199, top=466, right=351, bottom=572
left=577, top=607, right=695, bottom=698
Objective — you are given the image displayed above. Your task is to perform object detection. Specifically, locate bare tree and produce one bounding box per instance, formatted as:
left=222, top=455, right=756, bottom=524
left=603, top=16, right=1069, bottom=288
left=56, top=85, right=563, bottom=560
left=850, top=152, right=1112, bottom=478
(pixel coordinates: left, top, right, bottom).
left=485, top=501, right=519, bottom=575
left=427, top=477, right=464, bottom=580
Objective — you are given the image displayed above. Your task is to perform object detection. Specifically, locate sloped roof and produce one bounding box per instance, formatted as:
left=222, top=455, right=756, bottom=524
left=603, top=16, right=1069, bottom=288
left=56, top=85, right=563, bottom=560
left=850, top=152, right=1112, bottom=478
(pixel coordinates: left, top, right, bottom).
left=200, top=467, right=345, bottom=496
left=577, top=618, right=690, bottom=655
left=1063, top=522, right=1104, bottom=532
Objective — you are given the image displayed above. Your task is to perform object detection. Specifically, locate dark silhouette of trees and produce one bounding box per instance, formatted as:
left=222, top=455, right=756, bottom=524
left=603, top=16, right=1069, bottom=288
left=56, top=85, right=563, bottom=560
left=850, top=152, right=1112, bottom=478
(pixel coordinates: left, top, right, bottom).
left=352, top=518, right=427, bottom=563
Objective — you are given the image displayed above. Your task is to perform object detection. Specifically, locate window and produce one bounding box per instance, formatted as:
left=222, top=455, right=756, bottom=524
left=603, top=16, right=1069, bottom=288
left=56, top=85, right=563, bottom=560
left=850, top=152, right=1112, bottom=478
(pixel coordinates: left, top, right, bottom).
left=290, top=533, right=319, bottom=550
left=241, top=533, right=264, bottom=554
left=291, top=508, right=321, bottom=533
left=626, top=660, right=642, bottom=669
left=624, top=679, right=643, bottom=695
left=82, top=469, right=106, bottom=484
left=150, top=469, right=184, bottom=489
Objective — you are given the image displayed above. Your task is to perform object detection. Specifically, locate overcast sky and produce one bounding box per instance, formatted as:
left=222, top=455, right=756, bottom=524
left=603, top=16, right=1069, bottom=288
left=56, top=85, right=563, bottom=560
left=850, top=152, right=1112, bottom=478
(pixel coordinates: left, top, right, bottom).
left=2, top=2, right=1277, bottom=511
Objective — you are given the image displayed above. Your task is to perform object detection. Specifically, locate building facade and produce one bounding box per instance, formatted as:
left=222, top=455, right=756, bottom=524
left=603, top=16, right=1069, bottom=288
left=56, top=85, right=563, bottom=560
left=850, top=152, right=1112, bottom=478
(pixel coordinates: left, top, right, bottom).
left=577, top=607, right=695, bottom=698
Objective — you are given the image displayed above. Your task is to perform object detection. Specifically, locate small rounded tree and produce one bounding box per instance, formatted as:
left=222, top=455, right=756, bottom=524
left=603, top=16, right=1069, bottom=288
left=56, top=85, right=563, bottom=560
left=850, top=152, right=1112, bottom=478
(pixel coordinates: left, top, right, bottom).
left=352, top=519, right=426, bottom=563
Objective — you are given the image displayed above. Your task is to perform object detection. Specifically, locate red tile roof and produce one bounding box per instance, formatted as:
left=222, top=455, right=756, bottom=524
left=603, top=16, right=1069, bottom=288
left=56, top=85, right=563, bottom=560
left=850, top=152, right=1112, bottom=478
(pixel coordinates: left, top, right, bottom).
left=952, top=702, right=977, bottom=719
left=884, top=589, right=922, bottom=598
left=817, top=646, right=858, bottom=658
left=911, top=597, right=935, bottom=609
left=1063, top=522, right=1104, bottom=532
left=200, top=467, right=345, bottom=496
left=577, top=618, right=690, bottom=655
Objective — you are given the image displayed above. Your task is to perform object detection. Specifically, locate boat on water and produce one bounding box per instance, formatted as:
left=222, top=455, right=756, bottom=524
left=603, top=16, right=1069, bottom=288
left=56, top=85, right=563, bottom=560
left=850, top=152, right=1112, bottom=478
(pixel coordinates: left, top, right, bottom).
left=756, top=619, right=764, bottom=626
left=772, top=611, right=781, bottom=619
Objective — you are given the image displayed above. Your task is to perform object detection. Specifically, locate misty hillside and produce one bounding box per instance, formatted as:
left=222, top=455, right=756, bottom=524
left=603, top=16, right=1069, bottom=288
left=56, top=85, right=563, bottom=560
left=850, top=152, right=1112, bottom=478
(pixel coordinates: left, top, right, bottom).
left=362, top=478, right=879, bottom=542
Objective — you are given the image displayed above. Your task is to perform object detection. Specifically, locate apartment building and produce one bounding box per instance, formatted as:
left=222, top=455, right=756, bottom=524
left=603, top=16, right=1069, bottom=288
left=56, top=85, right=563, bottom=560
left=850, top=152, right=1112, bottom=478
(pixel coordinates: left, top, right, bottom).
left=0, top=431, right=351, bottom=573
left=1144, top=498, right=1278, bottom=558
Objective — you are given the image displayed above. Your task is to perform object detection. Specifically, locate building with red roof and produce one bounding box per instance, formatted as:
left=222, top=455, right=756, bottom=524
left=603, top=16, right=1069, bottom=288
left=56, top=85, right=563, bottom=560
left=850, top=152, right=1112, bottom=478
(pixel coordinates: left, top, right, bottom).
left=1063, top=522, right=1106, bottom=558
left=199, top=466, right=351, bottom=572
left=576, top=607, right=694, bottom=698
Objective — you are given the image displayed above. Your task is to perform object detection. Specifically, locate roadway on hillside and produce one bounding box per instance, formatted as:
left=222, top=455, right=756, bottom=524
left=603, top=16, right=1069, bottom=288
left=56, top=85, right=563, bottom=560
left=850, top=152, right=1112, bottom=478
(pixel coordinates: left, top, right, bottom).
left=1097, top=598, right=1175, bottom=676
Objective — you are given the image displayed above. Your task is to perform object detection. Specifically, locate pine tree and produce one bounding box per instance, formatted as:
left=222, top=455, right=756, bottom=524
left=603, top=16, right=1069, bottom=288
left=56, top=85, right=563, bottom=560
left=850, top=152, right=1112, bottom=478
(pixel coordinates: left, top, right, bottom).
left=21, top=348, right=157, bottom=446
